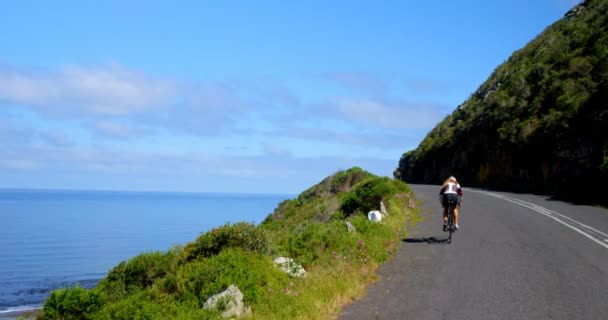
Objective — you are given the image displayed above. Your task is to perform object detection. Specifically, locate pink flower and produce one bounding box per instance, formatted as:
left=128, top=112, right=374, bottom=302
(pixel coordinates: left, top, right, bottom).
left=408, top=200, right=416, bottom=209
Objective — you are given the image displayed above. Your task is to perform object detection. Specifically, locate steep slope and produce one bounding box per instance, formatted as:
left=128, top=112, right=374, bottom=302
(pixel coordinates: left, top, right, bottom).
left=395, top=0, right=608, bottom=204
left=39, top=168, right=416, bottom=320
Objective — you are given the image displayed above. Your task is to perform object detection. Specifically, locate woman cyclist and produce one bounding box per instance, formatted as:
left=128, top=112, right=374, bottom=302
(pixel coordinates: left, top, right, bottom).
left=439, top=176, right=462, bottom=231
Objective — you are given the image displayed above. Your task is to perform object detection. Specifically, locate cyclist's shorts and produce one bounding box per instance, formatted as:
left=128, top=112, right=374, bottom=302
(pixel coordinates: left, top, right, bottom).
left=442, top=193, right=459, bottom=206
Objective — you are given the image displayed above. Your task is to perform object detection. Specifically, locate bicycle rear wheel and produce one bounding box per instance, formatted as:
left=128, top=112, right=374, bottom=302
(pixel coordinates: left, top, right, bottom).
left=447, top=204, right=455, bottom=243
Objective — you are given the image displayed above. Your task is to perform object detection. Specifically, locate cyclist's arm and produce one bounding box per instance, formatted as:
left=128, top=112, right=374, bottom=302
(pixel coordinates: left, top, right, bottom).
left=457, top=187, right=463, bottom=205
left=438, top=186, right=446, bottom=205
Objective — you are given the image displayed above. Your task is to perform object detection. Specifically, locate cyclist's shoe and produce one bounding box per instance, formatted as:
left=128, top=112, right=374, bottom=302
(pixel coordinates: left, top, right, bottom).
left=454, top=224, right=459, bottom=230
left=443, top=224, right=447, bottom=232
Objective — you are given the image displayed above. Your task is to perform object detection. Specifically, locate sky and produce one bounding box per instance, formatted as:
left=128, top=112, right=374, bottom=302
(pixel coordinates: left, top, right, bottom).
left=0, top=0, right=580, bottom=194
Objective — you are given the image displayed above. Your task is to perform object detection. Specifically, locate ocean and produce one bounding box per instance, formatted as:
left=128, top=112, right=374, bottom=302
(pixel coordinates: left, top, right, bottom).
left=0, top=189, right=291, bottom=316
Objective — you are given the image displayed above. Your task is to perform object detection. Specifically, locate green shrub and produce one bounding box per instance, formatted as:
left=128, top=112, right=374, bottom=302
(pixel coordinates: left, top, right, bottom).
left=98, top=250, right=177, bottom=301
left=177, top=248, right=288, bottom=306
left=341, top=177, right=403, bottom=215
left=42, top=285, right=104, bottom=320
left=348, top=215, right=395, bottom=262
left=93, top=288, right=218, bottom=320
left=284, top=220, right=352, bottom=267
left=180, top=222, right=269, bottom=263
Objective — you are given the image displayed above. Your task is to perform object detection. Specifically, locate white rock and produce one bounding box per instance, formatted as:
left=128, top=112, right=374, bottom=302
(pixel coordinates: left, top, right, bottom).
left=380, top=201, right=388, bottom=217
left=274, top=257, right=307, bottom=277
left=368, top=210, right=383, bottom=222
left=345, top=221, right=356, bottom=233
left=203, top=285, right=251, bottom=318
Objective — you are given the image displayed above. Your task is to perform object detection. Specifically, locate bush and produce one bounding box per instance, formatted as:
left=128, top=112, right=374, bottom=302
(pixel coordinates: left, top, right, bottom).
left=284, top=220, right=352, bottom=267
left=341, top=177, right=403, bottom=215
left=42, top=286, right=104, bottom=320
left=177, top=249, right=288, bottom=305
left=93, top=288, right=218, bottom=320
left=98, top=250, right=177, bottom=301
left=349, top=215, right=394, bottom=262
left=180, top=222, right=269, bottom=263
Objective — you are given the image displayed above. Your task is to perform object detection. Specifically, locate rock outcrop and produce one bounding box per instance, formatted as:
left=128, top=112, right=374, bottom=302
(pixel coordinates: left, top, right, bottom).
left=203, top=285, right=251, bottom=318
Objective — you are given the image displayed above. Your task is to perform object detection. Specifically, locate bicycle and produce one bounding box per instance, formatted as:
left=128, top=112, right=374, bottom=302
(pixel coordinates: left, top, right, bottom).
left=445, top=200, right=458, bottom=244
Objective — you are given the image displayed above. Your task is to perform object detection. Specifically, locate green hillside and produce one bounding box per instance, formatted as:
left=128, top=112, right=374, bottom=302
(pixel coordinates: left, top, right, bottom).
left=38, top=168, right=416, bottom=320
left=395, top=0, right=608, bottom=204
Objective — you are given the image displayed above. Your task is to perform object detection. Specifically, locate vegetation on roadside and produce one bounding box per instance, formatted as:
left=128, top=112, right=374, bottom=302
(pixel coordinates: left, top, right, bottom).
left=395, top=0, right=608, bottom=205
left=39, top=167, right=418, bottom=320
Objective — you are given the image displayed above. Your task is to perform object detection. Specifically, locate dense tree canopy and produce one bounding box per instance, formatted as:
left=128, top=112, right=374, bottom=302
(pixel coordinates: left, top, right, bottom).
left=395, top=0, right=608, bottom=204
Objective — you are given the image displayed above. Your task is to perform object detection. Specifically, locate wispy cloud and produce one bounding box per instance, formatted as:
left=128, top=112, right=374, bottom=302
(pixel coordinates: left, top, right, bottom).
left=0, top=63, right=300, bottom=138
left=0, top=63, right=176, bottom=116
left=282, top=126, right=409, bottom=150
left=39, top=130, right=73, bottom=147
left=0, top=119, right=72, bottom=147
left=262, top=143, right=292, bottom=157
left=403, top=78, right=447, bottom=93
left=324, top=71, right=387, bottom=95
left=326, top=98, right=443, bottom=130
left=0, top=62, right=437, bottom=192
left=0, top=143, right=396, bottom=192
left=94, top=120, right=146, bottom=139
left=0, top=119, right=34, bottom=146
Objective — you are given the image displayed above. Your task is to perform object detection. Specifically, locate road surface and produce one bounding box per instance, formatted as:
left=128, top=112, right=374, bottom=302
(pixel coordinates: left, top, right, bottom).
left=340, top=184, right=608, bottom=320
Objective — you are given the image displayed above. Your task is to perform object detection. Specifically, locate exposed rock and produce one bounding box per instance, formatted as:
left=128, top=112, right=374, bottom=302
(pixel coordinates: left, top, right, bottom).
left=368, top=210, right=383, bottom=222
left=565, top=0, right=591, bottom=20
left=345, top=221, right=356, bottom=233
left=203, top=285, right=251, bottom=318
left=380, top=201, right=387, bottom=216
left=274, top=257, right=306, bottom=277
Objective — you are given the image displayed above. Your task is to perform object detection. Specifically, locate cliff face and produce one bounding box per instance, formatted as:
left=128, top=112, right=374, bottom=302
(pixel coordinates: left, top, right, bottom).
left=395, top=0, right=608, bottom=204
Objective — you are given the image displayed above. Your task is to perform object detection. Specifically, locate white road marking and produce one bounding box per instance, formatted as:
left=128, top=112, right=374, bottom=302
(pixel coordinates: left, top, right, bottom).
left=470, top=190, right=608, bottom=250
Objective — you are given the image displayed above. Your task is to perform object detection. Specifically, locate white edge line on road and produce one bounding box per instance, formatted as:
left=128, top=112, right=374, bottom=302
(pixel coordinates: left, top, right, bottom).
left=498, top=196, right=608, bottom=239
left=505, top=197, right=608, bottom=238
left=471, top=190, right=608, bottom=250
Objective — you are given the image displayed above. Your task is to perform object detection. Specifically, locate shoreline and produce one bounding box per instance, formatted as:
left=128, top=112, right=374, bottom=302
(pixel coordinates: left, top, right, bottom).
left=0, top=307, right=42, bottom=320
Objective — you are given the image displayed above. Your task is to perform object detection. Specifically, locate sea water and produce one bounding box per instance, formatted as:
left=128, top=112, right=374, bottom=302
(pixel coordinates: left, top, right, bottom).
left=0, top=189, right=290, bottom=315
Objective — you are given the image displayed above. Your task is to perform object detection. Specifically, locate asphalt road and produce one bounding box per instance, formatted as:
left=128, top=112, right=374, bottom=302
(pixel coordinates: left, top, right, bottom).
left=340, top=184, right=608, bottom=320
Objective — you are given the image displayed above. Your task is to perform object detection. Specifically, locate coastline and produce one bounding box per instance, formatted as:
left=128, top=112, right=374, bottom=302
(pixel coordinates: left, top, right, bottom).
left=0, top=307, right=42, bottom=320
left=1, top=190, right=290, bottom=320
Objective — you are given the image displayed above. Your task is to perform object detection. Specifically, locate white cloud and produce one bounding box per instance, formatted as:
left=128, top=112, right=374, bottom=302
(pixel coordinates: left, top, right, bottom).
left=333, top=98, right=442, bottom=130
left=94, top=120, right=144, bottom=139
left=0, top=62, right=435, bottom=192
left=282, top=126, right=407, bottom=150
left=0, top=63, right=176, bottom=116
left=0, top=143, right=398, bottom=192
left=0, top=158, right=40, bottom=170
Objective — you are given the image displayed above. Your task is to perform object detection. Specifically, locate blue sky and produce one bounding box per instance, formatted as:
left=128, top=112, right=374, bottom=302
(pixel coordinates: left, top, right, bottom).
left=0, top=0, right=579, bottom=194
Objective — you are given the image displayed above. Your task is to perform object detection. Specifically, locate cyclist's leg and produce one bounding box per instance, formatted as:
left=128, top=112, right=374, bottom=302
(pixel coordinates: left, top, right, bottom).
left=448, top=194, right=459, bottom=229
left=441, top=195, right=448, bottom=225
